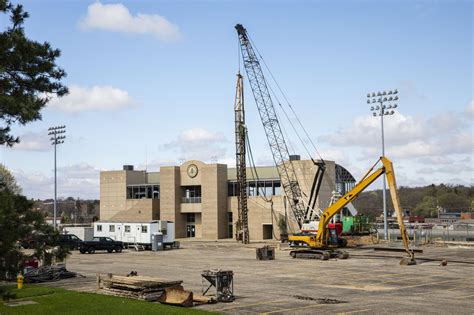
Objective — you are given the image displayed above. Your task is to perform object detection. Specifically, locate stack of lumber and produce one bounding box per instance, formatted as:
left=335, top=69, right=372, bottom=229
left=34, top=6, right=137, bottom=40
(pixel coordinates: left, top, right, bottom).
left=97, top=274, right=183, bottom=302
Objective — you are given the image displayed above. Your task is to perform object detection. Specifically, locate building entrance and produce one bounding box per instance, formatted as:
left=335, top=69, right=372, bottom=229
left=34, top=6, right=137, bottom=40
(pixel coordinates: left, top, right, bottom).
left=186, top=225, right=196, bottom=237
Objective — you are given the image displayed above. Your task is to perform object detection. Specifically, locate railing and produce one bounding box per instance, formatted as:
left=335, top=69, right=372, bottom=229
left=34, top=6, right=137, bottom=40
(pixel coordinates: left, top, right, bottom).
left=181, top=197, right=202, bottom=204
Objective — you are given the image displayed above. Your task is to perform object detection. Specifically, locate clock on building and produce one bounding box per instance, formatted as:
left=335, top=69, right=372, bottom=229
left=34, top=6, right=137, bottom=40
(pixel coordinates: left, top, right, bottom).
left=187, top=164, right=198, bottom=178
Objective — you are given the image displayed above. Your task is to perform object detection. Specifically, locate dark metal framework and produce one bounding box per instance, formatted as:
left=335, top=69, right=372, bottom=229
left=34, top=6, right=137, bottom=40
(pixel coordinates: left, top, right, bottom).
left=234, top=73, right=249, bottom=243
left=335, top=164, right=356, bottom=195
left=235, top=24, right=307, bottom=228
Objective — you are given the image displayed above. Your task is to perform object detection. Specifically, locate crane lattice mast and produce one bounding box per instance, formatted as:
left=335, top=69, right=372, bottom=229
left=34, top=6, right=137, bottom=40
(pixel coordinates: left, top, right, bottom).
left=235, top=24, right=308, bottom=228
left=234, top=72, right=249, bottom=243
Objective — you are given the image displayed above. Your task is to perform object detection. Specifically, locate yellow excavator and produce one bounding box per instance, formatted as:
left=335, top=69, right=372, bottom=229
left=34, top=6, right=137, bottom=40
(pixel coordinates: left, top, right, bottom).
left=289, top=156, right=416, bottom=265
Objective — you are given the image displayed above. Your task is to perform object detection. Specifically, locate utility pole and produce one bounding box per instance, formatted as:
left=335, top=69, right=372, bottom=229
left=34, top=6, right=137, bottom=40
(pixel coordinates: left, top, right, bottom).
left=48, top=125, right=66, bottom=230
left=367, top=90, right=399, bottom=240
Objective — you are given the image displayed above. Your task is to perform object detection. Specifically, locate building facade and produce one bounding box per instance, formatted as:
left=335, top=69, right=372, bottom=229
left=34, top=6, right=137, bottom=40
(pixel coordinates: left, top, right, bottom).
left=100, top=159, right=355, bottom=240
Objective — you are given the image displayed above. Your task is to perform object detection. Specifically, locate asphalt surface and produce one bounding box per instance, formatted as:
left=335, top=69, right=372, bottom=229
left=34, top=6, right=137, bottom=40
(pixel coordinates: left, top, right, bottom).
left=40, top=241, right=474, bottom=314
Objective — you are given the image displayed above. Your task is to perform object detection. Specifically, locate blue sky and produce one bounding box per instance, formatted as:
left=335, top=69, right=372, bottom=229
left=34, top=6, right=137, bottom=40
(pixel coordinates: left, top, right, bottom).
left=1, top=0, right=472, bottom=199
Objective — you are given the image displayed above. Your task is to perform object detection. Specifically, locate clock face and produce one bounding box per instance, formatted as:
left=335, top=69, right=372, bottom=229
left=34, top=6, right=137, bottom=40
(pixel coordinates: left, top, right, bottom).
left=187, top=164, right=198, bottom=178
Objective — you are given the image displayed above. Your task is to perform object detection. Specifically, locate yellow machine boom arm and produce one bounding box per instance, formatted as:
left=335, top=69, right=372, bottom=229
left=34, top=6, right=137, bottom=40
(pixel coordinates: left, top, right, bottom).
left=316, top=156, right=413, bottom=258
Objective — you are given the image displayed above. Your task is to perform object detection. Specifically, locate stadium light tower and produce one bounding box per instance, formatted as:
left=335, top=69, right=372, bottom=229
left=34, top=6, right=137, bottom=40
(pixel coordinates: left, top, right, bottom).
left=48, top=125, right=66, bottom=230
left=366, top=90, right=399, bottom=241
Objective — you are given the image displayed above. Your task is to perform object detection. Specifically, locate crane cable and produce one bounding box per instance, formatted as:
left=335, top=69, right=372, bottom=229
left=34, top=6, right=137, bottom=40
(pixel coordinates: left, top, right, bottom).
left=248, top=33, right=346, bottom=208
left=247, top=34, right=325, bottom=163
left=246, top=35, right=314, bottom=198
left=247, top=34, right=322, bottom=212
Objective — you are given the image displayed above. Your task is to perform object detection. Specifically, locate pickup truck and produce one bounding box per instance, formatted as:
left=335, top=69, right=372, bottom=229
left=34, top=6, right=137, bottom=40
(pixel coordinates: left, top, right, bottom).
left=59, top=234, right=83, bottom=250
left=79, top=237, right=123, bottom=254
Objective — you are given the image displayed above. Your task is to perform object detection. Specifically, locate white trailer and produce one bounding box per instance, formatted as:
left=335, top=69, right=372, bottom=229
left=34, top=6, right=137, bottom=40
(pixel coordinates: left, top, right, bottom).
left=93, top=220, right=176, bottom=249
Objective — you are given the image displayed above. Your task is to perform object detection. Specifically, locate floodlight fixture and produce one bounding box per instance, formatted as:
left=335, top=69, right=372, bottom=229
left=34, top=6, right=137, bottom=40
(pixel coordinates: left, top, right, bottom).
left=365, top=88, right=400, bottom=242
left=48, top=125, right=66, bottom=231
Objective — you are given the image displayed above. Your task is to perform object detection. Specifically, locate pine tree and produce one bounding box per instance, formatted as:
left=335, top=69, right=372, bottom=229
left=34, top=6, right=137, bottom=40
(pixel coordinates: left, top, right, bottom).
left=0, top=0, right=68, bottom=146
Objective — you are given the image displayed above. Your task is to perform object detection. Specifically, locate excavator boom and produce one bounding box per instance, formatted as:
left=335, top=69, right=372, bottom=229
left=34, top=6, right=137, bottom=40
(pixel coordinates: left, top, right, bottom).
left=290, top=156, right=415, bottom=262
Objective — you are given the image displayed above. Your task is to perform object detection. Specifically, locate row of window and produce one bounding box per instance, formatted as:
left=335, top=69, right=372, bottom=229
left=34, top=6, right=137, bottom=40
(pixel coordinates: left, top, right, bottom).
left=228, top=180, right=282, bottom=197
left=96, top=224, right=148, bottom=233
left=125, top=180, right=283, bottom=201
left=126, top=185, right=160, bottom=199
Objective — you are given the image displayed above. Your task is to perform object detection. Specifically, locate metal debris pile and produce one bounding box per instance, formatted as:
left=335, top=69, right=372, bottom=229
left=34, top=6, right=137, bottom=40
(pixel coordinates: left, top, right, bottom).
left=24, top=265, right=77, bottom=283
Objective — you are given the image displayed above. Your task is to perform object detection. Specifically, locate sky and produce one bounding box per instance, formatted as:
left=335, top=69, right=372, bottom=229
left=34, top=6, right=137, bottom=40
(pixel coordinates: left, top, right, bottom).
left=0, top=0, right=472, bottom=200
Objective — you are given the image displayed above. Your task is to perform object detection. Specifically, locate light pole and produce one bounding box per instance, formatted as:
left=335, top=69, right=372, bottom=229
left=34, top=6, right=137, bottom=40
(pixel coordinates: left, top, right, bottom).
left=367, top=90, right=399, bottom=241
left=48, top=125, right=66, bottom=230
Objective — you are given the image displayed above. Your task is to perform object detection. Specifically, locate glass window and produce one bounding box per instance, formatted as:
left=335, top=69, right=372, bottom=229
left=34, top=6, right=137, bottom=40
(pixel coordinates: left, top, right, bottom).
left=96, top=225, right=102, bottom=232
left=248, top=181, right=256, bottom=196
left=273, top=181, right=281, bottom=195
left=153, top=185, right=160, bottom=199
left=228, top=212, right=233, bottom=223
left=141, top=225, right=148, bottom=233
left=109, top=225, right=115, bottom=232
left=125, top=225, right=131, bottom=233
left=181, top=186, right=201, bottom=203
left=187, top=213, right=195, bottom=223
left=147, top=186, right=152, bottom=199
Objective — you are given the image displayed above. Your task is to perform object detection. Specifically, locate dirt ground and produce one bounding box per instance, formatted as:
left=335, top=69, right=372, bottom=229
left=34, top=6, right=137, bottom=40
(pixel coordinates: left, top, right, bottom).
left=40, top=240, right=474, bottom=314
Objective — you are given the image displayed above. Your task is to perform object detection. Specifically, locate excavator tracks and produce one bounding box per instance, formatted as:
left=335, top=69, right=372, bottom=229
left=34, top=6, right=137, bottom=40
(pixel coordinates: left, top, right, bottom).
left=290, top=249, right=349, bottom=260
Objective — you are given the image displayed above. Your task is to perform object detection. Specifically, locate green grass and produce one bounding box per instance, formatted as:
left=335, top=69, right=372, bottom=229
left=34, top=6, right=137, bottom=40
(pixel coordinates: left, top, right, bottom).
left=0, top=285, right=215, bottom=315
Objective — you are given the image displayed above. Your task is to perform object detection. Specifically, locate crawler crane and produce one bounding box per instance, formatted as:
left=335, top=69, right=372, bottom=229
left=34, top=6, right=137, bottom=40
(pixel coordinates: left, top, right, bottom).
left=235, top=24, right=415, bottom=264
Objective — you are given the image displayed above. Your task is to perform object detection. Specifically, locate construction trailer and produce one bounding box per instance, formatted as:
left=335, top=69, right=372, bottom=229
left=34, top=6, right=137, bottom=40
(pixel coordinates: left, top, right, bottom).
left=93, top=220, right=175, bottom=249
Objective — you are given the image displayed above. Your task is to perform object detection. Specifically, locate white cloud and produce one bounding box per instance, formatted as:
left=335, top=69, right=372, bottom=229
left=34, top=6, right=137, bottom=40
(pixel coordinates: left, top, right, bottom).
left=48, top=85, right=134, bottom=113
left=13, top=163, right=100, bottom=199
left=323, top=109, right=473, bottom=159
left=162, top=128, right=227, bottom=162
left=417, top=156, right=454, bottom=165
left=465, top=101, right=474, bottom=120
left=79, top=2, right=181, bottom=41
left=14, top=131, right=51, bottom=151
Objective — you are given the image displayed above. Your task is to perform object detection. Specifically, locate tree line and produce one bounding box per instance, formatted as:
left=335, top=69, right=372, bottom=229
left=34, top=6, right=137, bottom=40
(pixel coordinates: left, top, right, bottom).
left=352, top=184, right=474, bottom=219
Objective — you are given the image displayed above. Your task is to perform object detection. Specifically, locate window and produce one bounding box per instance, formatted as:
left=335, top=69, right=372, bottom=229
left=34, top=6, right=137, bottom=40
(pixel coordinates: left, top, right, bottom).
left=153, top=185, right=160, bottom=199
left=228, top=212, right=233, bottom=223
left=96, top=225, right=102, bottom=232
left=126, top=185, right=160, bottom=199
left=125, top=225, right=131, bottom=233
left=147, top=186, right=152, bottom=199
left=187, top=213, right=195, bottom=223
left=141, top=225, right=148, bottom=233
left=181, top=186, right=201, bottom=203
left=109, top=225, right=115, bottom=232
left=227, top=180, right=281, bottom=197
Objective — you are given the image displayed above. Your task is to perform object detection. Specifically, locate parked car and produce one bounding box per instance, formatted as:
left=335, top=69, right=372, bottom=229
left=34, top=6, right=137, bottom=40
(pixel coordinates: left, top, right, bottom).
left=79, top=237, right=123, bottom=254
left=59, top=234, right=83, bottom=250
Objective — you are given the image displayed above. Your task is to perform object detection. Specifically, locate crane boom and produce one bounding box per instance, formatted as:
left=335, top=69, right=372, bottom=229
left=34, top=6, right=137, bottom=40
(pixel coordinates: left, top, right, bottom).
left=235, top=24, right=308, bottom=228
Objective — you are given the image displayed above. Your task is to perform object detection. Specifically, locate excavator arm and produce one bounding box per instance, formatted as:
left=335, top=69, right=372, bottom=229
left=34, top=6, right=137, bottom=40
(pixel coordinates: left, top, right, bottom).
left=315, top=156, right=414, bottom=259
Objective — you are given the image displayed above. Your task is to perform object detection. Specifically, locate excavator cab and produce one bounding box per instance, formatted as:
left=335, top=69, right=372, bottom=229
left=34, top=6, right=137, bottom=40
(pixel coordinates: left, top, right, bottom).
left=327, top=225, right=347, bottom=247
